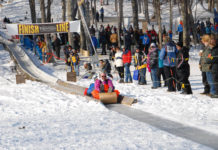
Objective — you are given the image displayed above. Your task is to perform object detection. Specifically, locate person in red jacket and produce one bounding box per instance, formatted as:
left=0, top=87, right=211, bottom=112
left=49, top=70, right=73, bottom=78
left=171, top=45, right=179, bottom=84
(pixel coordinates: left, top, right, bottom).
left=122, top=46, right=132, bottom=83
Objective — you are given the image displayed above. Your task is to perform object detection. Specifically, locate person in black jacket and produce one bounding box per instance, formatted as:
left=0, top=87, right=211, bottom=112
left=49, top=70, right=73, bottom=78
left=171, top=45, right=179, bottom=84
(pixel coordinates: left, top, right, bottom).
left=52, top=35, right=61, bottom=59
left=176, top=42, right=192, bottom=94
left=147, top=43, right=159, bottom=88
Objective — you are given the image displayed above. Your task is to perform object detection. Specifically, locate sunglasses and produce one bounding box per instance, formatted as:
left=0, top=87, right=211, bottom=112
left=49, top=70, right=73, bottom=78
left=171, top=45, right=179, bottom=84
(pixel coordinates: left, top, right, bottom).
left=101, top=76, right=106, bottom=77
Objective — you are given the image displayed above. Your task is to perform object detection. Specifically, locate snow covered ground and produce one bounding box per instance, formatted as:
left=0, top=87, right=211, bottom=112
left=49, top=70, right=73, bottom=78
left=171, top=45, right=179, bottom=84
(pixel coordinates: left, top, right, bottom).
left=0, top=44, right=212, bottom=150
left=0, top=0, right=218, bottom=149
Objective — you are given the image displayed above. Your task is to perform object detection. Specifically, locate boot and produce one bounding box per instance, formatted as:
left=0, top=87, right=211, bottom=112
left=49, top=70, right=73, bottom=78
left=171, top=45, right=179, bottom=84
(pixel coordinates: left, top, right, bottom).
left=119, top=78, right=124, bottom=83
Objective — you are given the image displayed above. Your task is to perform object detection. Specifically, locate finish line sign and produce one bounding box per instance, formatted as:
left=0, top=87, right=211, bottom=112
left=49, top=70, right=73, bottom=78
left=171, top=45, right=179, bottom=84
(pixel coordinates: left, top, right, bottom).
left=6, top=20, right=80, bottom=35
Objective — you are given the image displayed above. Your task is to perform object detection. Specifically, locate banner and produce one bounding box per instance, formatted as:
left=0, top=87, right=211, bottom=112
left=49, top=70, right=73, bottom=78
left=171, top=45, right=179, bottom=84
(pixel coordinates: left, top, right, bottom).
left=6, top=20, right=80, bottom=35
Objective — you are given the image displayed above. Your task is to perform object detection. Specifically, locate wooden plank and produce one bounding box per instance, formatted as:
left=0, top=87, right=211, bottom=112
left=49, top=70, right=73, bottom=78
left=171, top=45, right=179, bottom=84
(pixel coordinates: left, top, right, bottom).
left=120, top=96, right=137, bottom=106
left=16, top=74, right=25, bottom=84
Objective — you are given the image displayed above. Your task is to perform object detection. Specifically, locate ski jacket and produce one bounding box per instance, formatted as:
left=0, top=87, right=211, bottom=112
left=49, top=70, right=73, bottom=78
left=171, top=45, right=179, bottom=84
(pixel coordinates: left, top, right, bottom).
left=134, top=51, right=147, bottom=70
left=177, top=24, right=183, bottom=33
left=94, top=79, right=114, bottom=92
left=122, top=49, right=132, bottom=64
left=159, top=41, right=178, bottom=67
left=176, top=47, right=190, bottom=70
left=205, top=45, right=218, bottom=73
left=115, top=51, right=123, bottom=67
left=147, top=48, right=158, bottom=69
left=200, top=46, right=212, bottom=72
left=110, top=33, right=118, bottom=44
left=139, top=34, right=150, bottom=45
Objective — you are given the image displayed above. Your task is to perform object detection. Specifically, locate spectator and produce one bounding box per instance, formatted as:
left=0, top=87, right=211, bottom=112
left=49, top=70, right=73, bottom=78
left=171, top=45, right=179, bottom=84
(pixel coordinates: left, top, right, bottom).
left=199, top=34, right=211, bottom=95
left=159, top=36, right=178, bottom=92
left=205, top=34, right=218, bottom=98
left=134, top=45, right=147, bottom=85
left=115, top=46, right=124, bottom=83
left=177, top=20, right=183, bottom=43
left=70, top=49, right=80, bottom=76
left=99, top=59, right=112, bottom=77
left=122, top=47, right=132, bottom=83
left=52, top=35, right=61, bottom=59
left=147, top=43, right=159, bottom=88
left=176, top=42, right=192, bottom=94
left=100, top=7, right=104, bottom=22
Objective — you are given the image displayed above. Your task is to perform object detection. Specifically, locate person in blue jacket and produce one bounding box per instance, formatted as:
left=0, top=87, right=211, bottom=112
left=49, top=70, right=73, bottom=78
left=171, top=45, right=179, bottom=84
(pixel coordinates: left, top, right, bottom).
left=139, top=32, right=150, bottom=55
left=177, top=21, right=183, bottom=43
left=159, top=36, right=178, bottom=92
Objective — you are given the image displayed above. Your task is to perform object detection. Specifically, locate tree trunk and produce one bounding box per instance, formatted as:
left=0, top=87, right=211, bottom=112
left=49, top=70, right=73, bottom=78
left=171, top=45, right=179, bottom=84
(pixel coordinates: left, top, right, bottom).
left=217, top=0, right=218, bottom=11
left=85, top=0, right=91, bottom=28
left=61, top=0, right=66, bottom=21
left=40, top=0, right=54, bottom=63
left=138, top=0, right=142, bottom=13
left=169, top=0, right=173, bottom=32
left=78, top=10, right=86, bottom=50
left=115, top=0, right=118, bottom=12
left=47, top=0, right=52, bottom=22
left=188, top=1, right=197, bottom=45
left=153, top=0, right=157, bottom=20
left=118, top=0, right=123, bottom=47
left=181, top=0, right=190, bottom=47
left=155, top=0, right=162, bottom=48
left=143, top=0, right=149, bottom=23
left=131, top=0, right=139, bottom=30
left=29, top=0, right=36, bottom=23
left=94, top=0, right=97, bottom=27
left=208, top=0, right=214, bottom=12
left=67, top=0, right=75, bottom=47
left=106, top=0, right=109, bottom=5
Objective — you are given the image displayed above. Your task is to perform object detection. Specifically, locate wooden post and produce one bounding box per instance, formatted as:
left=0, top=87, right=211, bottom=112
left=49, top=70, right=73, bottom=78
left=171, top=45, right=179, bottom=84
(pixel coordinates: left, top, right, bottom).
left=16, top=74, right=26, bottom=84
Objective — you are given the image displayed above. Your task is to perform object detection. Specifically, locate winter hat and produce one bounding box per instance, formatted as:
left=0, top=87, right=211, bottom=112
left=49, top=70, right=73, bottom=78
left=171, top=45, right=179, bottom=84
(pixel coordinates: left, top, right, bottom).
left=150, top=43, right=156, bottom=47
left=176, top=42, right=183, bottom=47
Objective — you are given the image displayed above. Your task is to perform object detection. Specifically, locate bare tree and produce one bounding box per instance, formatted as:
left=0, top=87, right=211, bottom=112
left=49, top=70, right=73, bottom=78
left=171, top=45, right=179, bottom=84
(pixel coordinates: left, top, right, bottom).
left=118, top=0, right=123, bottom=47
left=188, top=1, right=197, bottom=45
left=143, top=0, right=150, bottom=23
left=115, top=0, right=118, bottom=12
left=47, top=0, right=52, bottom=22
left=138, top=0, right=142, bottom=13
left=217, top=0, right=218, bottom=11
left=78, top=7, right=86, bottom=50
left=67, top=0, right=75, bottom=47
left=29, top=0, right=36, bottom=23
left=181, top=0, right=190, bottom=47
left=39, top=0, right=55, bottom=63
left=169, top=0, right=173, bottom=32
left=131, top=0, right=139, bottom=30
left=208, top=0, right=215, bottom=12
left=61, top=0, right=66, bottom=21
left=155, top=0, right=162, bottom=48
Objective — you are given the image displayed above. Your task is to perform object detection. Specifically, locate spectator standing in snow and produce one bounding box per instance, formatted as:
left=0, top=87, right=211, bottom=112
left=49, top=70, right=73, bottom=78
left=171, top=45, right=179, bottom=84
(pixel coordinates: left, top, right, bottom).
left=199, top=34, right=211, bottom=95
left=52, top=35, right=61, bottom=59
left=176, top=42, right=192, bottom=94
left=134, top=45, right=147, bottom=85
left=147, top=43, right=159, bottom=88
left=115, top=46, right=124, bottom=83
left=122, top=47, right=132, bottom=83
left=159, top=36, right=178, bottom=92
left=100, top=7, right=104, bottom=22
left=177, top=20, right=183, bottom=43
left=204, top=34, right=218, bottom=98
